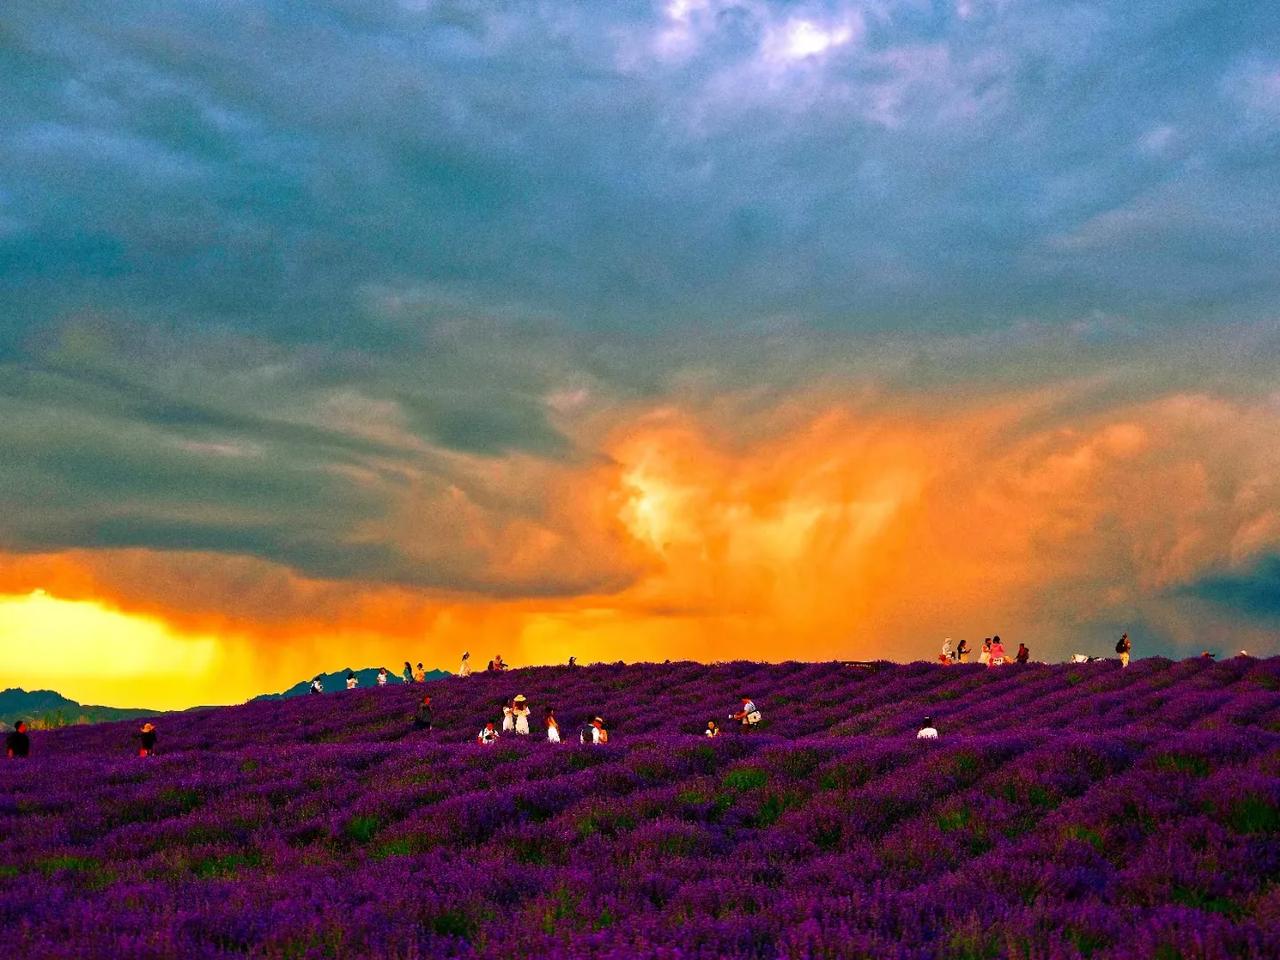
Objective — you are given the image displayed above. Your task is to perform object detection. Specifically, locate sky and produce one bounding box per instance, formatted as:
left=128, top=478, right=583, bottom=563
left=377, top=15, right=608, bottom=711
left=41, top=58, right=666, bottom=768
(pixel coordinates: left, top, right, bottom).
left=2, top=0, right=1279, bottom=709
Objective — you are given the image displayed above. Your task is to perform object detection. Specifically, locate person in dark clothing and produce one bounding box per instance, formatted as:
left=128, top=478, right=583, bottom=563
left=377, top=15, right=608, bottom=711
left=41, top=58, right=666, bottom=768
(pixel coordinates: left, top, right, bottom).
left=136, top=722, right=157, bottom=757
left=955, top=638, right=970, bottom=662
left=402, top=661, right=414, bottom=684
left=1015, top=643, right=1030, bottom=664
left=413, top=695, right=434, bottom=731
left=309, top=675, right=323, bottom=695
left=6, top=720, right=30, bottom=758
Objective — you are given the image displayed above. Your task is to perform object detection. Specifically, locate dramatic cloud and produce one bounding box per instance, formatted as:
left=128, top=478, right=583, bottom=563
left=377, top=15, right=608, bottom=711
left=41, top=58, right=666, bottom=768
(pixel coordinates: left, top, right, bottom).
left=1, top=1, right=1278, bottom=704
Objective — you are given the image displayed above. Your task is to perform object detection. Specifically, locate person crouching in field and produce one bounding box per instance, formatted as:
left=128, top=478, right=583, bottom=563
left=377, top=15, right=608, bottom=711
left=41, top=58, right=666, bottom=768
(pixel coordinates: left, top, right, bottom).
left=136, top=722, right=157, bottom=757
left=477, top=722, right=499, bottom=744
left=705, top=720, right=720, bottom=738
left=731, top=696, right=762, bottom=730
left=917, top=717, right=939, bottom=740
left=413, top=695, right=433, bottom=731
left=545, top=708, right=560, bottom=743
left=6, top=720, right=30, bottom=759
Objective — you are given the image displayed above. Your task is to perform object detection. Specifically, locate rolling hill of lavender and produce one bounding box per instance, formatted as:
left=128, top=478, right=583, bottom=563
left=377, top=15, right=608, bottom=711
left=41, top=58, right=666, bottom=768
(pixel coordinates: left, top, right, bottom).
left=3, top=657, right=1279, bottom=959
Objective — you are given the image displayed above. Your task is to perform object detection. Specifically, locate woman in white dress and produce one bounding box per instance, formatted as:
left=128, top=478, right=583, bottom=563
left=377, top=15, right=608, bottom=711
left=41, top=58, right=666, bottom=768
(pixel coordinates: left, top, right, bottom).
left=501, top=700, right=515, bottom=733
left=512, top=695, right=531, bottom=735
left=459, top=651, right=472, bottom=677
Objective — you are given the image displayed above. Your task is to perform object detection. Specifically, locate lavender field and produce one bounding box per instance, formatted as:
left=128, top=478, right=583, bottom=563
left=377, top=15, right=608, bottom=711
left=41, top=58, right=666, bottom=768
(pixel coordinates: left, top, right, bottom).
left=3, top=657, right=1279, bottom=959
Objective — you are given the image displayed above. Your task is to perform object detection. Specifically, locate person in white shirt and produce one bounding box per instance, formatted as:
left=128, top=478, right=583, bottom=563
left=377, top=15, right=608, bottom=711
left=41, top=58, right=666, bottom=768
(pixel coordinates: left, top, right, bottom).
left=459, top=651, right=472, bottom=677
left=941, top=638, right=954, bottom=663
left=501, top=700, right=515, bottom=733
left=512, top=695, right=531, bottom=735
left=345, top=671, right=358, bottom=690
left=477, top=723, right=498, bottom=745
left=731, top=697, right=762, bottom=729
left=545, top=708, right=560, bottom=743
left=589, top=717, right=608, bottom=744
left=917, top=717, right=939, bottom=740
left=376, top=667, right=388, bottom=686
left=705, top=720, right=720, bottom=738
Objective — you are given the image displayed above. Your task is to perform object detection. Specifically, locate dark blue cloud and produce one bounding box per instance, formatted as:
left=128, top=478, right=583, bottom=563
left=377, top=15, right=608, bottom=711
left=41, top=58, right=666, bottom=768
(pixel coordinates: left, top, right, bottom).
left=1180, top=555, right=1280, bottom=621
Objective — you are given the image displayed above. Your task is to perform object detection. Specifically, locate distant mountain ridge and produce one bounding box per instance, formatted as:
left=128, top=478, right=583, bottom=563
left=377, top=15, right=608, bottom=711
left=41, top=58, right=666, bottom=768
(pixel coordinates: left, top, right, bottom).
left=251, top=666, right=451, bottom=701
left=0, top=687, right=161, bottom=731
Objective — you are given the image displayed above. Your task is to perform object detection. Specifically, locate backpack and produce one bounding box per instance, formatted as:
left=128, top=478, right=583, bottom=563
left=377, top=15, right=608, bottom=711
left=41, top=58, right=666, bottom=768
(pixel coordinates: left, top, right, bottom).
left=1115, top=639, right=1126, bottom=653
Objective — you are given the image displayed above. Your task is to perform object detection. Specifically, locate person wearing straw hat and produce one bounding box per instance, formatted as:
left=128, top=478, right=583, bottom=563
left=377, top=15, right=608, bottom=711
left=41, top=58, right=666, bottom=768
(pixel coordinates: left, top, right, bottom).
left=512, top=695, right=531, bottom=735
left=136, top=722, right=158, bottom=757
left=590, top=716, right=608, bottom=744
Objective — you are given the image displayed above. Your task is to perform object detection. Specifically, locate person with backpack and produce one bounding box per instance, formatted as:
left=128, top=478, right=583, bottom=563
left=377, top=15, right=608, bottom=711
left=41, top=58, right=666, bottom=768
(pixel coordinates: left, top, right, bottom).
left=731, top=696, right=762, bottom=730
left=545, top=708, right=561, bottom=743
left=1116, top=633, right=1131, bottom=668
left=309, top=675, right=324, bottom=695
left=477, top=722, right=499, bottom=745
left=6, top=720, right=30, bottom=759
left=135, top=722, right=157, bottom=757
left=917, top=717, right=939, bottom=740
left=413, top=695, right=433, bottom=731
left=1015, top=643, right=1030, bottom=665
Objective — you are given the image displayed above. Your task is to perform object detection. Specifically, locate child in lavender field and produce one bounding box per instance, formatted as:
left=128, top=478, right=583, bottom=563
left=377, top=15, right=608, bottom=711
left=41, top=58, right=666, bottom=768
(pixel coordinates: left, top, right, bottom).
left=545, top=708, right=560, bottom=743
left=501, top=700, right=515, bottom=734
left=135, top=722, right=157, bottom=757
left=477, top=723, right=499, bottom=745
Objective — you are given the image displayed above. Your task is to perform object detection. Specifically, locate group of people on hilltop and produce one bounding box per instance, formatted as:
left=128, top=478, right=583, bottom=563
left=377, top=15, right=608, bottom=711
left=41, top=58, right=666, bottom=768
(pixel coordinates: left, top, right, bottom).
left=940, top=635, right=1028, bottom=666
left=942, top=635, right=1150, bottom=668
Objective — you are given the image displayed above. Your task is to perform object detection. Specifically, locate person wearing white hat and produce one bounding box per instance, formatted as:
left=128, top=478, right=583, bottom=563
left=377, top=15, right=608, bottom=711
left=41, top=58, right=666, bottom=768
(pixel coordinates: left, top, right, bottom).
left=512, top=695, right=531, bottom=735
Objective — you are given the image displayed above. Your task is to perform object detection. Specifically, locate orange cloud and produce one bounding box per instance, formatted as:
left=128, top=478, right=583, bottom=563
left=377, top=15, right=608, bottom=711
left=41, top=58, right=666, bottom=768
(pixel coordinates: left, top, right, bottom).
left=3, top=386, right=1280, bottom=707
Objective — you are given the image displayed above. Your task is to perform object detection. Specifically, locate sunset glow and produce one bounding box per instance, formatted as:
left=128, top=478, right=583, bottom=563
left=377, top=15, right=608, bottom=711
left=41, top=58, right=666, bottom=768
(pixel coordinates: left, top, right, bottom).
left=2, top=1, right=1278, bottom=708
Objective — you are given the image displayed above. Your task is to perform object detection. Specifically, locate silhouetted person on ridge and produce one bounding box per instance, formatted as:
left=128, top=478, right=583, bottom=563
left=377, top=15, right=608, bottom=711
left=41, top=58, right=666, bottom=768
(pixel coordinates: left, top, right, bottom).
left=309, top=676, right=324, bottom=695
left=459, top=651, right=472, bottom=677
left=1015, top=643, right=1030, bottom=665
left=1116, top=633, right=1131, bottom=668
left=6, top=720, right=30, bottom=758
